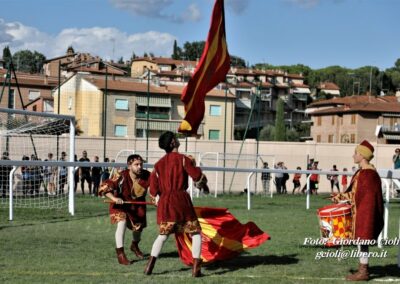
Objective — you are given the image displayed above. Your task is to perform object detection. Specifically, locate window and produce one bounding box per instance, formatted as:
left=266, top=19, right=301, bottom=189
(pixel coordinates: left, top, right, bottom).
left=8, top=89, right=15, bottom=109
left=32, top=105, right=37, bottom=111
left=350, top=134, right=356, bottom=143
left=209, top=130, right=220, bottom=140
left=328, top=134, right=334, bottom=143
left=209, top=105, right=221, bottom=116
left=351, top=114, right=356, bottom=125
left=317, top=117, right=322, bottom=126
left=28, top=90, right=40, bottom=101
left=114, top=125, right=127, bottom=137
left=136, top=129, right=145, bottom=138
left=115, top=99, right=129, bottom=110
left=316, top=135, right=321, bottom=142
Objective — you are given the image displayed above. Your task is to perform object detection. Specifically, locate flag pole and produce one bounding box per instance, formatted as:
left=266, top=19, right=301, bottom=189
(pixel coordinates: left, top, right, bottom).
left=223, top=79, right=228, bottom=194
left=228, top=88, right=258, bottom=193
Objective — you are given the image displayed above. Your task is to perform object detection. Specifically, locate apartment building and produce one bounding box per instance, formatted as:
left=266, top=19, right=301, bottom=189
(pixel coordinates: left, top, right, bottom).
left=53, top=73, right=235, bottom=140
left=307, top=95, right=400, bottom=144
left=131, top=58, right=312, bottom=138
left=0, top=68, right=57, bottom=113
left=44, top=47, right=126, bottom=78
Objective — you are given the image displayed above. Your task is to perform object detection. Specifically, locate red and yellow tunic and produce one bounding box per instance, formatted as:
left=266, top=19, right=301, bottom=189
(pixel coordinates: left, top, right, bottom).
left=332, top=165, right=384, bottom=240
left=150, top=152, right=202, bottom=235
left=99, top=169, right=150, bottom=232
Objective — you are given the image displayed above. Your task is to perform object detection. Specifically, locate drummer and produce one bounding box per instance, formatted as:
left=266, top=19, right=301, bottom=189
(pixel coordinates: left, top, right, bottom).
left=331, top=140, right=384, bottom=281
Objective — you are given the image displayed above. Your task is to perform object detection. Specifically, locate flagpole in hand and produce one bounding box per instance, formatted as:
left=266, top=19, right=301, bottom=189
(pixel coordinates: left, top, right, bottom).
left=103, top=200, right=155, bottom=206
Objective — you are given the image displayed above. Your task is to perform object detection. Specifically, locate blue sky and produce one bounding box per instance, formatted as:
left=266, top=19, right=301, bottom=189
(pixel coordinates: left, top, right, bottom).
left=0, top=0, right=399, bottom=70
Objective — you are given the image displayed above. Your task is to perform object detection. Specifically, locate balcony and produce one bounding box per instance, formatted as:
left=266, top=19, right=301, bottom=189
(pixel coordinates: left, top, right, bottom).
left=136, top=112, right=169, bottom=120
left=381, top=125, right=400, bottom=141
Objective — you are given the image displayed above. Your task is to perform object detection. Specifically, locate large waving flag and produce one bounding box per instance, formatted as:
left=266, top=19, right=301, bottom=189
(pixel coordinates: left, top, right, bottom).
left=178, top=0, right=231, bottom=135
left=175, top=207, right=270, bottom=265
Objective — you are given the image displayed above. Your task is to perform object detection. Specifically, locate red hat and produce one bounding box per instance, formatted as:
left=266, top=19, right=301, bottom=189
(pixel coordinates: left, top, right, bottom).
left=356, top=140, right=374, bottom=161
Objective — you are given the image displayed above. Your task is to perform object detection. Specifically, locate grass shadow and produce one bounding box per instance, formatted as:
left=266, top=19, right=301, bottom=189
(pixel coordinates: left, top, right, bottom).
left=205, top=253, right=299, bottom=274
left=369, top=264, right=400, bottom=280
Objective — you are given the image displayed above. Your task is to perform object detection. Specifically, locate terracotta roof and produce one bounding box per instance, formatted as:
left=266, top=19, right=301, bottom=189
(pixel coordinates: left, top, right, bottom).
left=290, top=82, right=310, bottom=88
left=0, top=69, right=60, bottom=87
left=317, top=82, right=340, bottom=90
left=308, top=95, right=400, bottom=115
left=308, top=95, right=395, bottom=107
left=132, top=57, right=197, bottom=68
left=84, top=76, right=235, bottom=99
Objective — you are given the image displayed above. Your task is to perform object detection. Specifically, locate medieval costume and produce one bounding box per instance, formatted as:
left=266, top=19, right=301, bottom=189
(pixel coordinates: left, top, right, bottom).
left=331, top=140, right=384, bottom=281
left=99, top=155, right=150, bottom=265
left=144, top=131, right=207, bottom=277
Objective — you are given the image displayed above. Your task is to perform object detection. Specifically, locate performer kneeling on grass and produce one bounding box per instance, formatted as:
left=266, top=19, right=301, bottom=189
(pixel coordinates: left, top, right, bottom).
left=145, top=131, right=209, bottom=277
left=99, top=154, right=150, bottom=265
left=331, top=140, right=384, bottom=281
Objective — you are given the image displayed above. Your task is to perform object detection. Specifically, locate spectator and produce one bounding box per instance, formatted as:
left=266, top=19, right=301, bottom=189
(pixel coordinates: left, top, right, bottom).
left=328, top=164, right=340, bottom=194
left=292, top=167, right=301, bottom=194
left=281, top=162, right=289, bottom=194
left=79, top=150, right=92, bottom=195
left=21, top=155, right=30, bottom=196
left=309, top=161, right=320, bottom=194
left=73, top=155, right=79, bottom=193
left=44, top=153, right=57, bottom=196
left=261, top=162, right=270, bottom=194
left=29, top=154, right=41, bottom=196
left=58, top=151, right=68, bottom=195
left=91, top=155, right=102, bottom=196
left=274, top=162, right=284, bottom=194
left=301, top=158, right=314, bottom=193
left=341, top=168, right=348, bottom=191
left=393, top=148, right=400, bottom=169
left=101, top=157, right=111, bottom=183
left=0, top=151, right=12, bottom=198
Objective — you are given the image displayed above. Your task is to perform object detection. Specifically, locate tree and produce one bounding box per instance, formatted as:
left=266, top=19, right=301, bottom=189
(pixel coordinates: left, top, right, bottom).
left=2, top=46, right=12, bottom=67
left=130, top=51, right=137, bottom=61
left=230, top=55, right=246, bottom=68
left=171, top=40, right=182, bottom=60
left=182, top=41, right=205, bottom=61
left=259, top=124, right=274, bottom=141
left=13, top=50, right=46, bottom=73
left=274, top=98, right=286, bottom=141
left=117, top=57, right=124, bottom=64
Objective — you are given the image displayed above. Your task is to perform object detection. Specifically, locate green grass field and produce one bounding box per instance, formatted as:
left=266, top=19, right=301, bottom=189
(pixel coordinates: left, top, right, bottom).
left=1, top=194, right=400, bottom=283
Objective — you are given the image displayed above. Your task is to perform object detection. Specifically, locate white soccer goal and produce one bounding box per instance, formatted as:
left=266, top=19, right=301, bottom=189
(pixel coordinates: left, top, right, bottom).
left=0, top=108, right=75, bottom=219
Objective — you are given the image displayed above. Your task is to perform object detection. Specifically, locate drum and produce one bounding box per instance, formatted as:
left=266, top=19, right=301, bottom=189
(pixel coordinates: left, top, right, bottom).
left=317, top=203, right=352, bottom=247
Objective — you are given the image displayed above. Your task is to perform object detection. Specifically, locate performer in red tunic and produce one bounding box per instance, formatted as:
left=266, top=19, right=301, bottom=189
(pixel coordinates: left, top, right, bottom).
left=99, top=154, right=150, bottom=265
left=331, top=140, right=384, bottom=281
left=144, top=131, right=208, bottom=277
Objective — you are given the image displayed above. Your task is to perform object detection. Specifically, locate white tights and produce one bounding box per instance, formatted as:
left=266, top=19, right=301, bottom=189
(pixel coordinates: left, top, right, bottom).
left=115, top=220, right=141, bottom=248
left=150, top=233, right=202, bottom=259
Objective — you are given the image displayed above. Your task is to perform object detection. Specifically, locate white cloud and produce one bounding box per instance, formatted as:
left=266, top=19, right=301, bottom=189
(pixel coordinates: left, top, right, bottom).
left=0, top=18, right=176, bottom=61
left=284, top=0, right=320, bottom=8
left=226, top=0, right=250, bottom=15
left=109, top=0, right=201, bottom=23
left=182, top=3, right=201, bottom=22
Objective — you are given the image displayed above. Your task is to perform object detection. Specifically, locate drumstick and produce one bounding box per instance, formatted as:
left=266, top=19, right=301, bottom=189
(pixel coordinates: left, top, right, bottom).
left=103, top=200, right=155, bottom=205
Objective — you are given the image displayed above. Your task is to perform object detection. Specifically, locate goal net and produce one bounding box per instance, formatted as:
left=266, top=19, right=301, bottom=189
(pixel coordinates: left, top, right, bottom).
left=0, top=108, right=75, bottom=218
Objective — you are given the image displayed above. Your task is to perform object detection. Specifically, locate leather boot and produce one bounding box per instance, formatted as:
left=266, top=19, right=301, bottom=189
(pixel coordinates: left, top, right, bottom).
left=345, top=264, right=369, bottom=281
left=144, top=256, right=157, bottom=275
left=130, top=241, right=144, bottom=259
left=192, top=258, right=202, bottom=277
left=116, top=247, right=130, bottom=265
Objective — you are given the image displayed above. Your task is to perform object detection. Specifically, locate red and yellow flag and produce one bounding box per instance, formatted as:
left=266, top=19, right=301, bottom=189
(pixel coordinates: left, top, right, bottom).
left=178, top=0, right=230, bottom=135
left=175, top=207, right=270, bottom=266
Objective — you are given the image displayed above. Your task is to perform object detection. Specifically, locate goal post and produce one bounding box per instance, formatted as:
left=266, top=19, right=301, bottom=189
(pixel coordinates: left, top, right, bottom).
left=0, top=108, right=75, bottom=219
